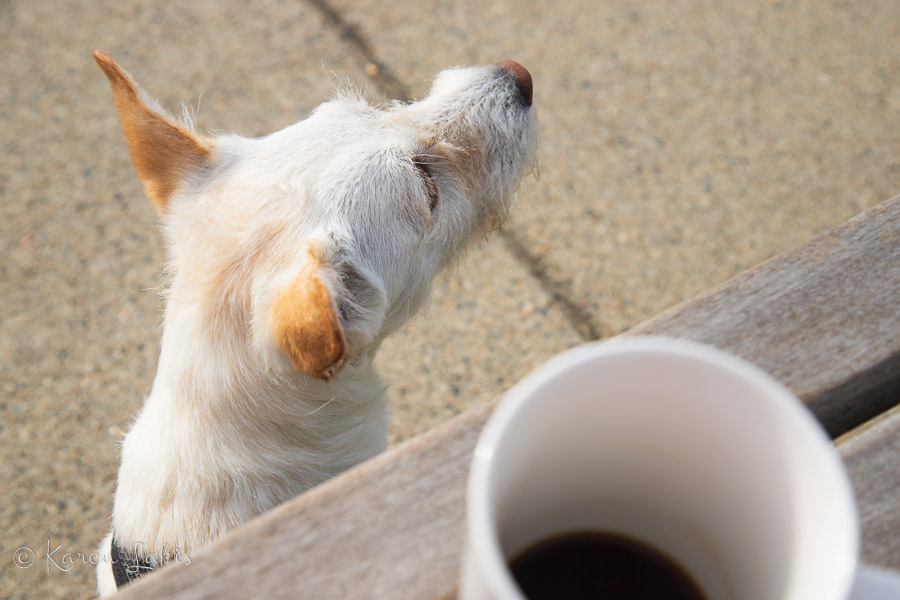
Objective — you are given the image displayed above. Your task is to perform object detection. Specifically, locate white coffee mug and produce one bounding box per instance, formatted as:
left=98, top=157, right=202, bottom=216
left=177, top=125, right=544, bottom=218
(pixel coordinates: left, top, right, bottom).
left=461, top=337, right=900, bottom=599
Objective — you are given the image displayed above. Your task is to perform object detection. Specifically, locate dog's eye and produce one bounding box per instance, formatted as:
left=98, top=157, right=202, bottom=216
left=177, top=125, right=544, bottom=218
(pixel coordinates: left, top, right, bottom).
left=413, top=158, right=439, bottom=214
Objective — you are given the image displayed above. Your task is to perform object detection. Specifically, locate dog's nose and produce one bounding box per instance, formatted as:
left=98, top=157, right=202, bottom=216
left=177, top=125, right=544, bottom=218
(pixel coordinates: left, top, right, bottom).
left=497, top=60, right=533, bottom=106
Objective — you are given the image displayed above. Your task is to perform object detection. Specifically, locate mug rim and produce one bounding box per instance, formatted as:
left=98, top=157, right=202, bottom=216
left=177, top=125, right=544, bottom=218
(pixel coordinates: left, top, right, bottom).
left=466, top=336, right=859, bottom=599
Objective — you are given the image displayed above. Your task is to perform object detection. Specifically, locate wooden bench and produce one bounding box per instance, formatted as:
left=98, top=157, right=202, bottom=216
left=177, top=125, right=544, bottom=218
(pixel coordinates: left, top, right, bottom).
left=118, top=196, right=900, bottom=599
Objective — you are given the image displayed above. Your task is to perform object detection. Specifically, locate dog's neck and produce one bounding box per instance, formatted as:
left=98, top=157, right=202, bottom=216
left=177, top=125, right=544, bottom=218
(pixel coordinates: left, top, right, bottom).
left=111, top=296, right=389, bottom=555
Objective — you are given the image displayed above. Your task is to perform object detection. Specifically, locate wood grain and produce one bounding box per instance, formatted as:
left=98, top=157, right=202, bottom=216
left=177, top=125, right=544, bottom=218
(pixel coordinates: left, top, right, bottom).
left=626, top=195, right=900, bottom=437
left=838, top=404, right=900, bottom=569
left=117, top=196, right=900, bottom=598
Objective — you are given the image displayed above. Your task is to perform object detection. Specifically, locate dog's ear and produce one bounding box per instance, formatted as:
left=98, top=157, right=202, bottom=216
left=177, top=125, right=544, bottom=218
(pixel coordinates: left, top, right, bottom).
left=269, top=246, right=349, bottom=381
left=93, top=50, right=211, bottom=214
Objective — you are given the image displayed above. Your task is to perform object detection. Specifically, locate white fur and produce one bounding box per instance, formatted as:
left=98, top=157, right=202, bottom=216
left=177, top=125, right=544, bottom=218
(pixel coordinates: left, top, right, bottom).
left=96, top=533, right=117, bottom=594
left=97, top=63, right=535, bottom=596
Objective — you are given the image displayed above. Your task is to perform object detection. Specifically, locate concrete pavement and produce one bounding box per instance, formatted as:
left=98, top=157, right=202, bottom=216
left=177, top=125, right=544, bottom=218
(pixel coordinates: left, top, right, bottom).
left=2, top=0, right=897, bottom=597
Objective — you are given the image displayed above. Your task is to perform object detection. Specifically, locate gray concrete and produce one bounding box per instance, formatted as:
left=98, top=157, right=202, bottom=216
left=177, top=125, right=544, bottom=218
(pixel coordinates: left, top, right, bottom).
left=1, top=0, right=897, bottom=597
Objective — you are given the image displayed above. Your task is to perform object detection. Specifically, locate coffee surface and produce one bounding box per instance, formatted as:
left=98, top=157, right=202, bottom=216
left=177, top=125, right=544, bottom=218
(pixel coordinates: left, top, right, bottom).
left=509, top=531, right=707, bottom=600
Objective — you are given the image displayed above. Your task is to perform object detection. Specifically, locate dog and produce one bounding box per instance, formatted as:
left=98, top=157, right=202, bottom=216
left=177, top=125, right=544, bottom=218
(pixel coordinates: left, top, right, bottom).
left=91, top=50, right=535, bottom=595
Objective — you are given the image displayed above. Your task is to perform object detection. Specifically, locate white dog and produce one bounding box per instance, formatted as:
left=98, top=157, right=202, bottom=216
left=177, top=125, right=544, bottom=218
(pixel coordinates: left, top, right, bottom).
left=92, top=51, right=535, bottom=595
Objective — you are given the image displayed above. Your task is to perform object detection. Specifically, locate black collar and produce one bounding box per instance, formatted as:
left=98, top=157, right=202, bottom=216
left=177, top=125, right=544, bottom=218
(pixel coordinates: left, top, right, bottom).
left=110, top=534, right=155, bottom=588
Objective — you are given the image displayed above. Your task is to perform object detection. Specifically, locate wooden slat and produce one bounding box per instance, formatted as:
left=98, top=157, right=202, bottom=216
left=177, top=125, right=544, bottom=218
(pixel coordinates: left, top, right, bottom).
left=838, top=404, right=900, bottom=569
left=118, top=196, right=900, bottom=599
left=626, top=195, right=900, bottom=437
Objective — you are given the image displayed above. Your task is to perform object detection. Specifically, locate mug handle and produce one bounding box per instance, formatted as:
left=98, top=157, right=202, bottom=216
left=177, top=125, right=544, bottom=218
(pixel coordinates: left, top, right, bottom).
left=851, top=564, right=900, bottom=599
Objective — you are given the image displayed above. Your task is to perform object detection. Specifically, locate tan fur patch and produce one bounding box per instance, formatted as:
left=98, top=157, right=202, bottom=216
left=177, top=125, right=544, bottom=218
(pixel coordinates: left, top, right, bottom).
left=93, top=50, right=211, bottom=213
left=269, top=248, right=348, bottom=381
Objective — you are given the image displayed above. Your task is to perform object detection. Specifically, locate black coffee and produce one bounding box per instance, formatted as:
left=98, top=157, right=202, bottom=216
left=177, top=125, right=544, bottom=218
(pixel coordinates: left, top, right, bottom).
left=509, top=531, right=707, bottom=600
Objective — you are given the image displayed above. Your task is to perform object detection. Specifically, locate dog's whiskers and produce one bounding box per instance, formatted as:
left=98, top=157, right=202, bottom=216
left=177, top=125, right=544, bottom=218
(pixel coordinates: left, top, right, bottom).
left=301, top=396, right=342, bottom=417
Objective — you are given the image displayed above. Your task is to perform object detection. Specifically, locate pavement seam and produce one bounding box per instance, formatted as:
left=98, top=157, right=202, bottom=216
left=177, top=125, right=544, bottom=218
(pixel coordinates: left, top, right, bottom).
left=304, top=0, right=411, bottom=102
left=306, top=0, right=602, bottom=342
left=498, top=230, right=604, bottom=341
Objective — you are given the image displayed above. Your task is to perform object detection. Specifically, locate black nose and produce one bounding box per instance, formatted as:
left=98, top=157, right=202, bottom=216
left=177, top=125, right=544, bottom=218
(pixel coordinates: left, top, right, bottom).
left=496, top=60, right=533, bottom=106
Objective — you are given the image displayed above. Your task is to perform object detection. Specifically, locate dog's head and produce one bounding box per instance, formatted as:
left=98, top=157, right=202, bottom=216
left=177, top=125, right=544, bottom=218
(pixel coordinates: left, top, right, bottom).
left=94, top=51, right=535, bottom=382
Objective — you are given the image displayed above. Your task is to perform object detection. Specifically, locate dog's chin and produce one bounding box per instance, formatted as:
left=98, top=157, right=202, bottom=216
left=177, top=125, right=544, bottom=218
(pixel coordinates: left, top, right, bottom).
left=482, top=212, right=508, bottom=237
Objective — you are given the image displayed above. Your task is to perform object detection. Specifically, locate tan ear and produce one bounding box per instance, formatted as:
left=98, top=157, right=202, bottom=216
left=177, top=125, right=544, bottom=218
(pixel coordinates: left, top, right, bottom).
left=269, top=249, right=348, bottom=381
left=93, top=50, right=211, bottom=213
